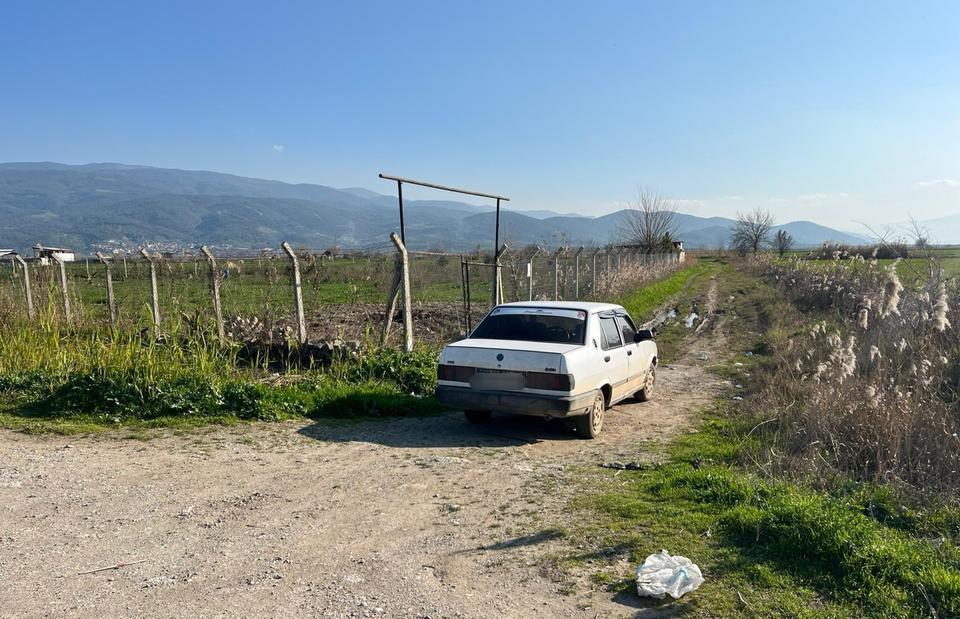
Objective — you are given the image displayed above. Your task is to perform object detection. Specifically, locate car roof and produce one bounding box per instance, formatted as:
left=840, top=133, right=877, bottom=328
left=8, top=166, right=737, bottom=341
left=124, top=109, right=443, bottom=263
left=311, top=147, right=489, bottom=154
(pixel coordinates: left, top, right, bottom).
left=495, top=301, right=624, bottom=313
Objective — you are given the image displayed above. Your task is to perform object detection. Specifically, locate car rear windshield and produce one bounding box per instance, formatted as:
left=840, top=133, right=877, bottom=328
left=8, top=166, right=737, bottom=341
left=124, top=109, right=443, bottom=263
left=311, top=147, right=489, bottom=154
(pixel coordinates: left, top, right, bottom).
left=470, top=307, right=586, bottom=344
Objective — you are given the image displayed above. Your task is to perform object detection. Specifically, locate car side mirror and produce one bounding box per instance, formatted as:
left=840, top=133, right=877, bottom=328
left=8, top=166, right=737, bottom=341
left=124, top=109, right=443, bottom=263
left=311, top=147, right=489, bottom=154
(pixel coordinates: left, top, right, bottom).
left=635, top=329, right=653, bottom=342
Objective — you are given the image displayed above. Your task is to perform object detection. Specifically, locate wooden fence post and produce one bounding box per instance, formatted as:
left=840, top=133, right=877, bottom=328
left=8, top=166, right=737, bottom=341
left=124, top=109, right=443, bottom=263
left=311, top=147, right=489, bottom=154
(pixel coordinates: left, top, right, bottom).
left=200, top=246, right=225, bottom=340
left=12, top=255, right=35, bottom=320
left=95, top=252, right=117, bottom=326
left=140, top=249, right=161, bottom=334
left=52, top=254, right=71, bottom=322
left=280, top=242, right=307, bottom=344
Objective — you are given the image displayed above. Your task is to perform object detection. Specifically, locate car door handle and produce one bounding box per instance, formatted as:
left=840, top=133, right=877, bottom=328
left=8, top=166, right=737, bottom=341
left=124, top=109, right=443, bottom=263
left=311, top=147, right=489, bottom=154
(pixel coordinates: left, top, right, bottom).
left=604, top=355, right=611, bottom=362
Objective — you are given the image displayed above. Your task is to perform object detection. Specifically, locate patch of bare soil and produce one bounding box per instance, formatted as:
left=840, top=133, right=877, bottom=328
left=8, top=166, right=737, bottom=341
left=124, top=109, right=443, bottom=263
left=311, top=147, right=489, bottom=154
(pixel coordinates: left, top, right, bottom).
left=303, top=302, right=471, bottom=346
left=0, top=311, right=729, bottom=618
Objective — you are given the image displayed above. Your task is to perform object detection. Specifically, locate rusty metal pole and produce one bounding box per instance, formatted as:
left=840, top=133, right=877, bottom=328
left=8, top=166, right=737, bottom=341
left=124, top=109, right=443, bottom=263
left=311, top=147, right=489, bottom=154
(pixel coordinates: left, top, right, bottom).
left=95, top=252, right=116, bottom=327
left=281, top=242, right=307, bottom=344
left=397, top=180, right=405, bottom=245
left=492, top=197, right=501, bottom=306
left=140, top=249, right=161, bottom=334
left=12, top=255, right=34, bottom=320
left=200, top=246, right=225, bottom=341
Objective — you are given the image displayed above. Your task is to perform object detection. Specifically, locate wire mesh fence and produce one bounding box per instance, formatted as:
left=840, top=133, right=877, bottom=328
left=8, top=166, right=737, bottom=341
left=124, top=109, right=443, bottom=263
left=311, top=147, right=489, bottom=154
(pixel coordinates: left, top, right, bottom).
left=1, top=242, right=683, bottom=347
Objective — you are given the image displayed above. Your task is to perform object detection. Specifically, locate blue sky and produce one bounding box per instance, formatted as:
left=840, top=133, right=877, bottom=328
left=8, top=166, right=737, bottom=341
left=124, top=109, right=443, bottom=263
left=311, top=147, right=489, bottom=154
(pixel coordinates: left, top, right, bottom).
left=1, top=1, right=957, bottom=230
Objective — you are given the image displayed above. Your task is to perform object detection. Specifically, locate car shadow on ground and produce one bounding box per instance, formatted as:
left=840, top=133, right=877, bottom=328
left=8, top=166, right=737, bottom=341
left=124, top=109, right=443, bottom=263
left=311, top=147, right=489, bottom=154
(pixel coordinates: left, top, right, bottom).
left=296, top=410, right=586, bottom=449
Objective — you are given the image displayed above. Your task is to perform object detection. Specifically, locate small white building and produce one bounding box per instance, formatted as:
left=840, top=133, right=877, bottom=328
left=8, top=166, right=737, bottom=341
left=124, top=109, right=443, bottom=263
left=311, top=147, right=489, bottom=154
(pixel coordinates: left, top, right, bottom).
left=32, top=245, right=76, bottom=265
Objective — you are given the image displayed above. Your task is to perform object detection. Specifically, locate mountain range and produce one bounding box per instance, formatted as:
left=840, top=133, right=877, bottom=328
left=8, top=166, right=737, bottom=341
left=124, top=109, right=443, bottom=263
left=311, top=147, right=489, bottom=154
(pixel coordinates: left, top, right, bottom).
left=0, top=162, right=920, bottom=254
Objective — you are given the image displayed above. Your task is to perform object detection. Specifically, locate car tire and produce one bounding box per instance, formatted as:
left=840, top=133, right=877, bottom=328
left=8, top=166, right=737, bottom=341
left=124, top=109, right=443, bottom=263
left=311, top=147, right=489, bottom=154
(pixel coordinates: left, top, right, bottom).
left=464, top=410, right=492, bottom=424
left=637, top=366, right=656, bottom=402
left=575, top=391, right=605, bottom=439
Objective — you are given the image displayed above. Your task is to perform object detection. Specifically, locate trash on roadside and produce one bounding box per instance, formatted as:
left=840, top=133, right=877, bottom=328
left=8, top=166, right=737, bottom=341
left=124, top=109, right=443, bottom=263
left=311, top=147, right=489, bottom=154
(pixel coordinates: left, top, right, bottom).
left=684, top=313, right=699, bottom=328
left=697, top=352, right=709, bottom=361
left=636, top=550, right=703, bottom=599
left=600, top=461, right=646, bottom=471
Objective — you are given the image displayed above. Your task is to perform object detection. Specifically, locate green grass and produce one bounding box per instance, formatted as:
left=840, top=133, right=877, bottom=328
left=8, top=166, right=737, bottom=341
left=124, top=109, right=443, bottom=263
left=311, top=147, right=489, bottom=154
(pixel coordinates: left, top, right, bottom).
left=559, top=260, right=960, bottom=617
left=616, top=260, right=717, bottom=322
left=0, top=319, right=443, bottom=433
left=569, top=413, right=960, bottom=617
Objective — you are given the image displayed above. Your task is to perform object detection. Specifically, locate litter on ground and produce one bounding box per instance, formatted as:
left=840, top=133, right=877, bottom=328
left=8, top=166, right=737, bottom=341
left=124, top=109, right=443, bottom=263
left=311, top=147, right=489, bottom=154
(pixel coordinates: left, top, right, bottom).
left=636, top=550, right=703, bottom=599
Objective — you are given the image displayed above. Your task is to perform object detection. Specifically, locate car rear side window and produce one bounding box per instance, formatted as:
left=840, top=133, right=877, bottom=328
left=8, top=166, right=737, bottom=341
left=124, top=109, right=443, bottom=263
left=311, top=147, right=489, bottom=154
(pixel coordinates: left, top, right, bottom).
left=599, top=317, right=622, bottom=350
left=616, top=315, right=637, bottom=344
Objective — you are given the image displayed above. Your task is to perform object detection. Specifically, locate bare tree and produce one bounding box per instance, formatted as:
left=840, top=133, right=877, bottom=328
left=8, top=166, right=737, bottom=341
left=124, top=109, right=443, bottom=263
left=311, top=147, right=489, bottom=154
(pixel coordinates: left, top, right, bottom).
left=732, top=209, right=775, bottom=255
left=774, top=229, right=794, bottom=257
left=622, top=188, right=678, bottom=254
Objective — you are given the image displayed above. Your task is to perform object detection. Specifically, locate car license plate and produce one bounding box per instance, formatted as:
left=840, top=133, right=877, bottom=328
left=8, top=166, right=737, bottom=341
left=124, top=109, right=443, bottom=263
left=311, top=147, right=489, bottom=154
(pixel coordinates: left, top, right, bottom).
left=470, top=370, right=525, bottom=391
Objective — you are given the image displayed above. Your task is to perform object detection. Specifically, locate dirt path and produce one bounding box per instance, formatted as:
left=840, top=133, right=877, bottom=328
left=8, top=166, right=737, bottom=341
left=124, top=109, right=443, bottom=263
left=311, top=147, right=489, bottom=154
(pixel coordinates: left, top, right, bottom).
left=0, top=298, right=728, bottom=618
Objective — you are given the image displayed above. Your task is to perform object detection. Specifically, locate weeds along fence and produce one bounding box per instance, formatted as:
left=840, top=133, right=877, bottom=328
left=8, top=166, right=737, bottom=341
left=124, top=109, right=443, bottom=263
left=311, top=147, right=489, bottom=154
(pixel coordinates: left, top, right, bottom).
left=0, top=240, right=683, bottom=349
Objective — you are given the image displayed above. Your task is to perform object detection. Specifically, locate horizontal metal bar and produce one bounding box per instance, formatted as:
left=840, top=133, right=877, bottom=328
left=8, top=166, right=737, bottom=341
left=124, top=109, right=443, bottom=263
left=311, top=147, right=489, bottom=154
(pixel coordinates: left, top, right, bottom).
left=379, top=173, right=510, bottom=201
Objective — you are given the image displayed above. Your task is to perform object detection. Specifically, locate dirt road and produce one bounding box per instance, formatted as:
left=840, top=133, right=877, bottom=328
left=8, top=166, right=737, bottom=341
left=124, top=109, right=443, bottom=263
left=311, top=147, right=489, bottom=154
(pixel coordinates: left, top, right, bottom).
left=0, top=324, right=726, bottom=618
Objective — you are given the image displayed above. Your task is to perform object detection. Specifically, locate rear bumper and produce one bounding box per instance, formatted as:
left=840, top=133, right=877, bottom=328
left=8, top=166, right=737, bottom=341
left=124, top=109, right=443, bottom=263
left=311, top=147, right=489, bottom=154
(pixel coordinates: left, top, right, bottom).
left=435, top=385, right=595, bottom=418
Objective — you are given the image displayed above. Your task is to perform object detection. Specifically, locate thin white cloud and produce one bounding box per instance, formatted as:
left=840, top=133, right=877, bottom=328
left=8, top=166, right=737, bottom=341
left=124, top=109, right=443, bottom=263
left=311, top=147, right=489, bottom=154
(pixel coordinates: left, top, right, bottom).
left=272, top=144, right=285, bottom=152
left=915, top=179, right=959, bottom=188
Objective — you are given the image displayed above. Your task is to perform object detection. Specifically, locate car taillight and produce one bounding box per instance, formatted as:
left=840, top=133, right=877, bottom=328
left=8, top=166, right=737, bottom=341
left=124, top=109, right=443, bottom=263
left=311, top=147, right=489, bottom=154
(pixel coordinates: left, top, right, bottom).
left=438, top=365, right=476, bottom=382
left=525, top=372, right=574, bottom=391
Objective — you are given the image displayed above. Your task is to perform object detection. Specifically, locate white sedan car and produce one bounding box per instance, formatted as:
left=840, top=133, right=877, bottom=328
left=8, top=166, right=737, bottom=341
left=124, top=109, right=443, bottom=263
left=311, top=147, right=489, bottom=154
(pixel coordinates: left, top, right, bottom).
left=435, top=301, right=658, bottom=438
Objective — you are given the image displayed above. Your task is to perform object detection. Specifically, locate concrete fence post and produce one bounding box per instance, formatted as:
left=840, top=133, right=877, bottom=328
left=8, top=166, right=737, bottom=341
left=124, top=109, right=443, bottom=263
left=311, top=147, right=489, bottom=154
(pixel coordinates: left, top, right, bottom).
left=552, top=248, right=564, bottom=300
left=528, top=246, right=542, bottom=301
left=592, top=249, right=601, bottom=296
left=281, top=242, right=307, bottom=345
left=573, top=246, right=584, bottom=300
left=380, top=233, right=413, bottom=352
left=140, top=249, right=161, bottom=335
left=52, top=254, right=71, bottom=322
left=201, top=246, right=225, bottom=341
left=95, top=252, right=117, bottom=326
left=12, top=255, right=34, bottom=320
left=493, top=244, right=508, bottom=308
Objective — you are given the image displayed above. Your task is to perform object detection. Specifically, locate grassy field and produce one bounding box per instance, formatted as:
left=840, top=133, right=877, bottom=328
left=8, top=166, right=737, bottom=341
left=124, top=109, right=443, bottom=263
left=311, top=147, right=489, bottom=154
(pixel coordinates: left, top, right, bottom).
left=0, top=256, right=697, bottom=434
left=782, top=246, right=960, bottom=287
left=0, top=251, right=666, bottom=329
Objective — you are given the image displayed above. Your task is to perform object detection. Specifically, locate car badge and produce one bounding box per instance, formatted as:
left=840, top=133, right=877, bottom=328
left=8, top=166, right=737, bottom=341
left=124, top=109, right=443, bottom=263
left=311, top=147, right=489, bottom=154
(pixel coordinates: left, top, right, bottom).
left=496, top=353, right=504, bottom=361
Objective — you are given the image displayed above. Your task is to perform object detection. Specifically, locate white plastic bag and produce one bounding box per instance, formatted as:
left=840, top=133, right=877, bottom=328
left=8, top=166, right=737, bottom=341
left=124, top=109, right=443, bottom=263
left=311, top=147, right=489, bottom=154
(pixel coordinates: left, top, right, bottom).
left=636, top=550, right=703, bottom=599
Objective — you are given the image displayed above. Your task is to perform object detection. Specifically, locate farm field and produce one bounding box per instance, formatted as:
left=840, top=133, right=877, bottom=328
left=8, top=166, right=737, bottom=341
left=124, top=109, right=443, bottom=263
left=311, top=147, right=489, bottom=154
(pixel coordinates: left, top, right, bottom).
left=0, top=249, right=679, bottom=345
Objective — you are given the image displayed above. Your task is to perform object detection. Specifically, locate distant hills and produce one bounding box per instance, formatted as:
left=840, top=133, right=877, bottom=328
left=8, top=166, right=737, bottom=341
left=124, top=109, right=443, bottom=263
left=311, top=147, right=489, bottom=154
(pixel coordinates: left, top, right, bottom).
left=0, top=162, right=881, bottom=253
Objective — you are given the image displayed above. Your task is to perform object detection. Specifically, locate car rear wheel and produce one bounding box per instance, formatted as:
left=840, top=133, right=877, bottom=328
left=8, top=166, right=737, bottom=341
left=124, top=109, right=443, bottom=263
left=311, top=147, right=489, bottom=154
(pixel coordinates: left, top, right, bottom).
left=637, top=366, right=656, bottom=402
left=575, top=391, right=605, bottom=439
left=464, top=410, right=492, bottom=424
